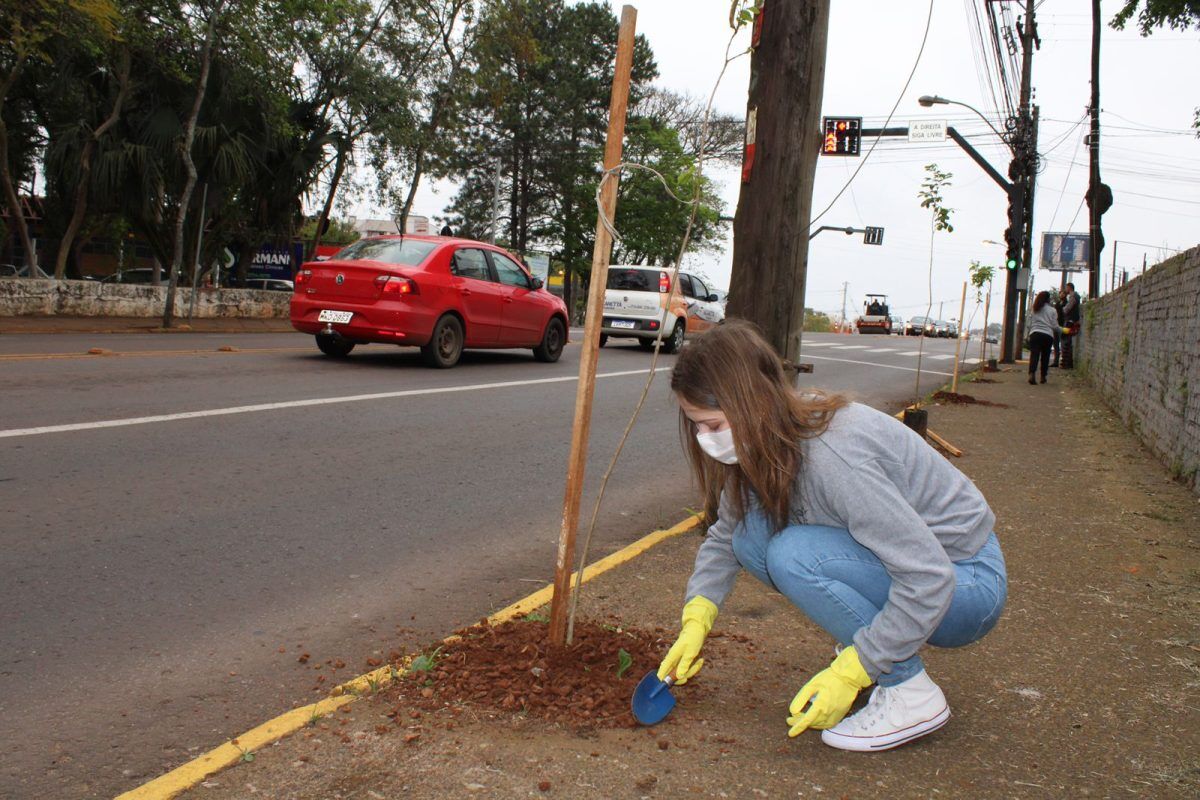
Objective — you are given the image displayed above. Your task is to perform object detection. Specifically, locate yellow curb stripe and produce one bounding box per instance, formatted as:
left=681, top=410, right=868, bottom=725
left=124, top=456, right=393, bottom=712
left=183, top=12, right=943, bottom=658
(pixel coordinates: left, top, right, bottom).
left=115, top=513, right=702, bottom=800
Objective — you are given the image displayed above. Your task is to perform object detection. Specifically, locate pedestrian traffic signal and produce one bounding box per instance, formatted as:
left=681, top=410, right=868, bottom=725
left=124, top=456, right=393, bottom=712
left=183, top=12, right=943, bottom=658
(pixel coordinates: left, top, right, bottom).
left=821, top=116, right=862, bottom=156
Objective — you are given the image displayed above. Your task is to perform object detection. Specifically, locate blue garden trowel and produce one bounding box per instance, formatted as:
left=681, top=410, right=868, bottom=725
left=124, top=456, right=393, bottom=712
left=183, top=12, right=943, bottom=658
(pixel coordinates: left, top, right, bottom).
left=631, top=671, right=677, bottom=725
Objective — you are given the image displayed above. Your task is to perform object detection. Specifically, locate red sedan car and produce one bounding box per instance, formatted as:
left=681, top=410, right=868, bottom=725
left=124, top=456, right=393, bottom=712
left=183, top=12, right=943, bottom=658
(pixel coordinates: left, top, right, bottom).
left=290, top=236, right=569, bottom=368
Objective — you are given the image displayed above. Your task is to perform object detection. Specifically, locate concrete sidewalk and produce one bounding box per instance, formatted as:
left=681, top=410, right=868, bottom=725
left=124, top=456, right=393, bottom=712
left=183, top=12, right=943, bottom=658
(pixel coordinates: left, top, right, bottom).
left=168, top=367, right=1199, bottom=799
left=0, top=315, right=293, bottom=334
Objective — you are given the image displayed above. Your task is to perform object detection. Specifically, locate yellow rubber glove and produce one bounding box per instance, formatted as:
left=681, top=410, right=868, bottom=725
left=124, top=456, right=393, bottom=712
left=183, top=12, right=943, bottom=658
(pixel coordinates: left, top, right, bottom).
left=656, top=596, right=719, bottom=685
left=786, top=645, right=873, bottom=736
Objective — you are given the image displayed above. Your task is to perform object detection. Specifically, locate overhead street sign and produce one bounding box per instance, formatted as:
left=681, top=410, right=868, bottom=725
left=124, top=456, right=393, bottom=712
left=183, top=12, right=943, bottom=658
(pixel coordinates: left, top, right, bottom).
left=864, top=226, right=884, bottom=245
left=908, top=120, right=947, bottom=143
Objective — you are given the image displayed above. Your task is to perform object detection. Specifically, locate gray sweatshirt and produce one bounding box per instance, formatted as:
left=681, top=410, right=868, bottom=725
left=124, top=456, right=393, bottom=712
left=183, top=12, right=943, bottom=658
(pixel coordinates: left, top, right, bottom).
left=684, top=402, right=996, bottom=680
left=1027, top=304, right=1060, bottom=338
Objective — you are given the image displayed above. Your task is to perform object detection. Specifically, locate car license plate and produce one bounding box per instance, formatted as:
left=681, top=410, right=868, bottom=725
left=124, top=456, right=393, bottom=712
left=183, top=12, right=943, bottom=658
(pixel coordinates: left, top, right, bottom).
left=318, top=309, right=353, bottom=324
left=611, top=320, right=636, bottom=329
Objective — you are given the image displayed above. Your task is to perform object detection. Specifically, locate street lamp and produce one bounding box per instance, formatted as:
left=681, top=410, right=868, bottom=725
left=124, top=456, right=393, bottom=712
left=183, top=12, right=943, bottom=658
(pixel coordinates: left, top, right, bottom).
left=917, top=95, right=1010, bottom=149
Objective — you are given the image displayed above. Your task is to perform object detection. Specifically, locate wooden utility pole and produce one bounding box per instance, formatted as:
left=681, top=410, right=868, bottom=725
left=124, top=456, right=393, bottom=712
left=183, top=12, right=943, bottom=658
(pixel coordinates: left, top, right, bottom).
left=727, top=1, right=831, bottom=369
left=547, top=5, right=637, bottom=647
left=1086, top=0, right=1104, bottom=299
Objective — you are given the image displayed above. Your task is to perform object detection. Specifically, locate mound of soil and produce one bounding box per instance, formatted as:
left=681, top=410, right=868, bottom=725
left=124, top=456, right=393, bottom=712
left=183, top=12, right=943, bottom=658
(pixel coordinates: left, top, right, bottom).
left=387, top=618, right=675, bottom=729
left=933, top=390, right=1008, bottom=407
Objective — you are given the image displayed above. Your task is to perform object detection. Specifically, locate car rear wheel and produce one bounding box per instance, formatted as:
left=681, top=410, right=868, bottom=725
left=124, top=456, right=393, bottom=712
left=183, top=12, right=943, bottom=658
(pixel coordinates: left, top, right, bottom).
left=421, top=315, right=463, bottom=368
left=533, top=318, right=565, bottom=362
left=315, top=334, right=355, bottom=358
left=662, top=321, right=685, bottom=354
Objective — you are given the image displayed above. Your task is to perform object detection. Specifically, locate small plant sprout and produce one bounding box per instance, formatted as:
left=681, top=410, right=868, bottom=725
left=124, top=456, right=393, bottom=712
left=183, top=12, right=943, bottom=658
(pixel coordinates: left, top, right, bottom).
left=521, top=611, right=549, bottom=623
left=410, top=646, right=443, bottom=673
left=616, top=648, right=633, bottom=679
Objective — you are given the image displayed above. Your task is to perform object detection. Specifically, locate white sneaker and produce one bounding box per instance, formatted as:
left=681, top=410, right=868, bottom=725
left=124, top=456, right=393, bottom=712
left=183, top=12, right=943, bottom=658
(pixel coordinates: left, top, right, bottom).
left=820, top=669, right=950, bottom=752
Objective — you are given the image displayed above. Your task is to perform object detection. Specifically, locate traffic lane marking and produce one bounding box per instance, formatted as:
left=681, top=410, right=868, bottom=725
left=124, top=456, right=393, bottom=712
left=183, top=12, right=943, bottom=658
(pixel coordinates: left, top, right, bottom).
left=0, top=347, right=311, bottom=362
left=0, top=367, right=671, bottom=439
left=803, top=353, right=974, bottom=376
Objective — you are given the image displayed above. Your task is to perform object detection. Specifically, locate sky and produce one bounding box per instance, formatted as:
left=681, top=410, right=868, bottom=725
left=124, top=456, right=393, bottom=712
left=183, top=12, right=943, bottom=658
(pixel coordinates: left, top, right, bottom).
left=346, top=0, right=1200, bottom=327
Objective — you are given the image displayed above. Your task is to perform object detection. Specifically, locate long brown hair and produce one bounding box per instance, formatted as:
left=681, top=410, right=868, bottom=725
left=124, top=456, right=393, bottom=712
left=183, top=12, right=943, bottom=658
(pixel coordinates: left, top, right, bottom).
left=1033, top=290, right=1050, bottom=313
left=671, top=320, right=846, bottom=530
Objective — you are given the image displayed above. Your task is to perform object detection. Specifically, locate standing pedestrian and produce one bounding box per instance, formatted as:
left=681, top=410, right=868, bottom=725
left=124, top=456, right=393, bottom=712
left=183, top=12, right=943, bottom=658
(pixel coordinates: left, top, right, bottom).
left=1026, top=291, right=1058, bottom=385
left=1060, top=282, right=1081, bottom=368
left=658, top=320, right=1007, bottom=752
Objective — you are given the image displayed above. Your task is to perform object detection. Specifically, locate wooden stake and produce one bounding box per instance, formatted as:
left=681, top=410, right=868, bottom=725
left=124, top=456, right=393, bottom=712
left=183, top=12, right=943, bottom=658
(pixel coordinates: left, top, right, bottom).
left=951, top=281, right=967, bottom=393
left=927, top=428, right=963, bottom=457
left=980, top=287, right=991, bottom=368
left=548, top=5, right=637, bottom=647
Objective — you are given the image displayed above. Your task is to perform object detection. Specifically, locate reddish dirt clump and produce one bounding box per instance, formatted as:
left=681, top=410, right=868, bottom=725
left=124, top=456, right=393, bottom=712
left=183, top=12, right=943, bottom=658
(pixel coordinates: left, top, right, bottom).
left=388, top=618, right=675, bottom=728
left=933, top=390, right=1008, bottom=407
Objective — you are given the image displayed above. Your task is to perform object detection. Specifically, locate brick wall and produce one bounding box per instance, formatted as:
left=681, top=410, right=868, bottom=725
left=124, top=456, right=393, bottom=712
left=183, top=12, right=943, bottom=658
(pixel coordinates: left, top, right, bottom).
left=1078, top=245, right=1200, bottom=495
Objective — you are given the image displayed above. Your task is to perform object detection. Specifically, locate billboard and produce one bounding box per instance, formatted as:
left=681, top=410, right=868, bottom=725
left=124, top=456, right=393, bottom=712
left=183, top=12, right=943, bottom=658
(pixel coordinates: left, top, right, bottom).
left=248, top=242, right=304, bottom=280
left=1040, top=232, right=1090, bottom=272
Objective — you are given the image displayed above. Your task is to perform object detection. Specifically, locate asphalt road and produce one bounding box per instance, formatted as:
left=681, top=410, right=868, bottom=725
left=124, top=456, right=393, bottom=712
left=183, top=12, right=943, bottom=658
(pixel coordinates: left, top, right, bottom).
left=0, top=329, right=982, bottom=799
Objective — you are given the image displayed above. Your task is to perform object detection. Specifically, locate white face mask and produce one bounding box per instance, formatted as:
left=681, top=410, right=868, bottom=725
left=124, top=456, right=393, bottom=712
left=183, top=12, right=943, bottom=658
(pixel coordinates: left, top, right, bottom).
left=696, top=427, right=738, bottom=464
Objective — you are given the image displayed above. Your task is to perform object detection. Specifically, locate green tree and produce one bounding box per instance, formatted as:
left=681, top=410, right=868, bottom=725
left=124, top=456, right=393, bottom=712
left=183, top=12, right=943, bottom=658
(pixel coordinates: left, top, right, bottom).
left=610, top=118, right=724, bottom=266
left=802, top=308, right=833, bottom=333
left=442, top=0, right=657, bottom=312
left=0, top=0, right=119, bottom=275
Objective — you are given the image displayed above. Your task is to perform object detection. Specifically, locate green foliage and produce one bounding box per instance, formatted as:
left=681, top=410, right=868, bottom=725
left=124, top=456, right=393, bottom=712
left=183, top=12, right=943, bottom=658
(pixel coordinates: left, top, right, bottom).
left=441, top=0, right=658, bottom=272
left=298, top=217, right=359, bottom=247
left=1110, top=0, right=1200, bottom=34
left=616, top=648, right=633, bottom=679
left=918, top=164, right=954, bottom=233
left=409, top=646, right=444, bottom=673
left=968, top=260, right=994, bottom=303
left=612, top=118, right=725, bottom=265
left=521, top=611, right=549, bottom=623
left=802, top=308, right=834, bottom=333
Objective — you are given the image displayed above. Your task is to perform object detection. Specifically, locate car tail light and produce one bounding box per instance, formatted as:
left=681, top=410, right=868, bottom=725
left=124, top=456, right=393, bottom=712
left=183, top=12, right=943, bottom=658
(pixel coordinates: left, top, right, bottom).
left=375, top=275, right=419, bottom=295
left=295, top=269, right=312, bottom=287
left=658, top=272, right=670, bottom=293
left=648, top=320, right=658, bottom=330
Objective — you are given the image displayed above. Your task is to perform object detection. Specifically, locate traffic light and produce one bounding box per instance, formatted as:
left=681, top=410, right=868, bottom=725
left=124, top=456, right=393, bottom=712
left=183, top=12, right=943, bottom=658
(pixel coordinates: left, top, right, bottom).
left=821, top=116, right=862, bottom=156
left=1004, top=186, right=1024, bottom=270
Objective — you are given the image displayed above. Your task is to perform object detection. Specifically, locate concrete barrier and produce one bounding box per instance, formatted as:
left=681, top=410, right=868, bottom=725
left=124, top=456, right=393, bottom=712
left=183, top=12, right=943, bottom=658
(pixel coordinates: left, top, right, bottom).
left=0, top=278, right=289, bottom=319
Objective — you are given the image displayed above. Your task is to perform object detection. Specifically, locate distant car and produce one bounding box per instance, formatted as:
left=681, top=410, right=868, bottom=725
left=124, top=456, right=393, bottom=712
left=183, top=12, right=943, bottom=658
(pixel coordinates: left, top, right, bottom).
left=290, top=235, right=569, bottom=368
left=600, top=266, right=724, bottom=353
left=889, top=314, right=904, bottom=335
left=933, top=320, right=951, bottom=338
left=244, top=278, right=294, bottom=292
left=906, top=315, right=935, bottom=336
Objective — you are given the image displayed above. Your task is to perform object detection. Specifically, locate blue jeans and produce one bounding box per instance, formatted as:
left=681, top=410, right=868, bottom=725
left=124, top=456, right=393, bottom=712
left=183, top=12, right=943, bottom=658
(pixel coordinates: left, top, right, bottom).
left=731, top=514, right=1007, bottom=686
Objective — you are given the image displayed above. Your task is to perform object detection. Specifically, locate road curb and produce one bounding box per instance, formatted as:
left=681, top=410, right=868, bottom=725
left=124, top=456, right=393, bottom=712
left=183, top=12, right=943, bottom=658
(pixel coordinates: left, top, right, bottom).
left=115, top=513, right=703, bottom=800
